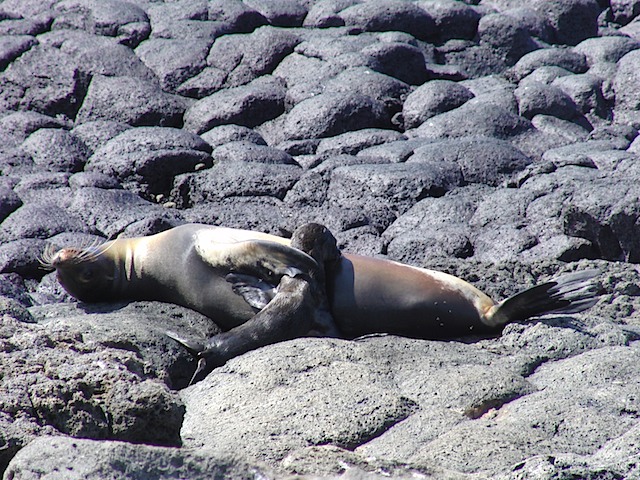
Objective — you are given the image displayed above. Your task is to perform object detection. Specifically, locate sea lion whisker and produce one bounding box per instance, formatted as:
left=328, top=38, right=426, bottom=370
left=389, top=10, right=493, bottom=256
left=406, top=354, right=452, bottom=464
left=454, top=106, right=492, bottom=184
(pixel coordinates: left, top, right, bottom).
left=72, top=239, right=110, bottom=264
left=38, top=243, right=59, bottom=270
left=88, top=239, right=115, bottom=260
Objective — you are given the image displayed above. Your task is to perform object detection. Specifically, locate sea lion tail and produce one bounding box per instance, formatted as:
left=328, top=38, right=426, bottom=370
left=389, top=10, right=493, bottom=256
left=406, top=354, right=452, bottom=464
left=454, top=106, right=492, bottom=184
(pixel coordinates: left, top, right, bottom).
left=485, top=269, right=600, bottom=327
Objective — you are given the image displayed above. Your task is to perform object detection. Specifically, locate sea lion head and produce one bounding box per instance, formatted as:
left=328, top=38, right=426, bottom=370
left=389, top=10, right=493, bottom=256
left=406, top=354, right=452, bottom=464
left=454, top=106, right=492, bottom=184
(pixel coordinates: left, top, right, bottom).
left=43, top=243, right=119, bottom=302
left=290, top=223, right=341, bottom=265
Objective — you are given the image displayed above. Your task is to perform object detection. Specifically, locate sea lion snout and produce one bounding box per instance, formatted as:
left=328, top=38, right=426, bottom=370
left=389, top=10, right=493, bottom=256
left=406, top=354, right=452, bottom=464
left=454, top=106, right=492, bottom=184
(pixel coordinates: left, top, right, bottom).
left=50, top=248, right=82, bottom=267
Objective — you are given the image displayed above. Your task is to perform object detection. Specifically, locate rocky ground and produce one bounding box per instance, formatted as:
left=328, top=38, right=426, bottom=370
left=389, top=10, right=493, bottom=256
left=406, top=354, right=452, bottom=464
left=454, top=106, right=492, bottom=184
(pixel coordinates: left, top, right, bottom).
left=0, top=0, right=639, bottom=478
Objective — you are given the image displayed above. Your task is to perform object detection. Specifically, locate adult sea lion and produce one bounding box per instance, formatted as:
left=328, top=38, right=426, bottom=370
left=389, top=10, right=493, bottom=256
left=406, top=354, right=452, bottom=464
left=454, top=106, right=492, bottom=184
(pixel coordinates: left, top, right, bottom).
left=45, top=223, right=599, bottom=378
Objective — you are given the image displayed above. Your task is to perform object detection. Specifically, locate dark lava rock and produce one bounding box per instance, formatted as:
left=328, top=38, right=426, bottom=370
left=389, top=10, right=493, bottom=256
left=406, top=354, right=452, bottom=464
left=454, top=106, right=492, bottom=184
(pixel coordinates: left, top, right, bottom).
left=183, top=75, right=286, bottom=134
left=0, top=300, right=220, bottom=469
left=135, top=38, right=211, bottom=92
left=421, top=0, right=481, bottom=42
left=0, top=111, right=70, bottom=146
left=20, top=128, right=89, bottom=173
left=0, top=202, right=88, bottom=242
left=514, top=81, right=580, bottom=120
left=327, top=162, right=464, bottom=221
left=362, top=41, right=430, bottom=85
left=283, top=92, right=390, bottom=140
left=66, top=187, right=180, bottom=238
left=510, top=47, right=589, bottom=81
left=70, top=120, right=131, bottom=154
left=57, top=31, right=158, bottom=82
left=316, top=128, right=406, bottom=156
left=4, top=436, right=274, bottom=480
left=207, top=26, right=300, bottom=87
left=176, top=66, right=228, bottom=98
left=75, top=75, right=188, bottom=128
left=324, top=67, right=411, bottom=118
left=171, top=162, right=302, bottom=208
left=407, top=137, right=532, bottom=186
left=0, top=185, right=22, bottom=222
left=0, top=46, right=87, bottom=118
left=200, top=124, right=267, bottom=148
left=411, top=101, right=534, bottom=141
left=402, top=79, right=475, bottom=129
left=207, top=0, right=268, bottom=33
left=86, top=127, right=213, bottom=197
left=11, top=173, right=72, bottom=206
left=213, top=141, right=297, bottom=165
left=551, top=73, right=608, bottom=119
left=243, top=0, right=308, bottom=27
left=531, top=0, right=600, bottom=46
left=478, top=12, right=541, bottom=67
left=181, top=196, right=288, bottom=235
left=563, top=178, right=640, bottom=263
left=573, top=35, right=640, bottom=65
left=338, top=1, right=436, bottom=41
left=613, top=49, right=640, bottom=126
left=0, top=238, right=48, bottom=277
left=52, top=0, right=151, bottom=48
left=0, top=34, right=37, bottom=70
left=384, top=186, right=488, bottom=264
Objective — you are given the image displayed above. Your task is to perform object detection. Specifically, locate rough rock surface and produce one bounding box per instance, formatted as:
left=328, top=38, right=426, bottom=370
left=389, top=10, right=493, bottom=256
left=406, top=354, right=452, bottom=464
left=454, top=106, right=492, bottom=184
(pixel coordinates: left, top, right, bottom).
left=0, top=1, right=639, bottom=479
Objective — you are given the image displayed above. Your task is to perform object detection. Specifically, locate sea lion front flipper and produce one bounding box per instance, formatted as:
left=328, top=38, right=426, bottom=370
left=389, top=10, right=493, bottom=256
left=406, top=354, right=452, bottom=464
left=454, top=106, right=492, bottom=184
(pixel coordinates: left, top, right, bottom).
left=165, top=331, right=205, bottom=356
left=166, top=331, right=212, bottom=385
left=194, top=236, right=319, bottom=282
left=225, top=273, right=276, bottom=310
left=187, top=275, right=322, bottom=382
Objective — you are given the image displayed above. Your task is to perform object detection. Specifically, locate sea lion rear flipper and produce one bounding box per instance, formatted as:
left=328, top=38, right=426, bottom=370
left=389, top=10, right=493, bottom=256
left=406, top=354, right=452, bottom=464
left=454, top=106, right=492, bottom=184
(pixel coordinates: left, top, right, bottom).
left=484, top=269, right=601, bottom=327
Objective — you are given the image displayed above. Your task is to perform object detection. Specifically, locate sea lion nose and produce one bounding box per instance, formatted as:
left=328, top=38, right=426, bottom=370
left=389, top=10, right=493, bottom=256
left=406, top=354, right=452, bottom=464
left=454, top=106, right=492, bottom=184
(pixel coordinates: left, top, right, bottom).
left=51, top=248, right=73, bottom=268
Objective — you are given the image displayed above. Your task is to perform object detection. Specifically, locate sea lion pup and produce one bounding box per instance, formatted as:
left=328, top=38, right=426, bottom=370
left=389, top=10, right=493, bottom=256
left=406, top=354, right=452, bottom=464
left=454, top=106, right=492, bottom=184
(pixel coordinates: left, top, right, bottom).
left=45, top=223, right=600, bottom=378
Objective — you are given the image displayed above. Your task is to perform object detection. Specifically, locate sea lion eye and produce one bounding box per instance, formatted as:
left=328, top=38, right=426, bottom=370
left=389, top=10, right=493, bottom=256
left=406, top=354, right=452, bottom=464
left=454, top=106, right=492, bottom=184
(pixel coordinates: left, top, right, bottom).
left=80, top=267, right=95, bottom=283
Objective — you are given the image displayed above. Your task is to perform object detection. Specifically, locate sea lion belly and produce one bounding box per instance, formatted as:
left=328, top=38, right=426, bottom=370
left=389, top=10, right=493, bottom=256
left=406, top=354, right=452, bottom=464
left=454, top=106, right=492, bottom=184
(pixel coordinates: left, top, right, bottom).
left=327, top=254, right=495, bottom=338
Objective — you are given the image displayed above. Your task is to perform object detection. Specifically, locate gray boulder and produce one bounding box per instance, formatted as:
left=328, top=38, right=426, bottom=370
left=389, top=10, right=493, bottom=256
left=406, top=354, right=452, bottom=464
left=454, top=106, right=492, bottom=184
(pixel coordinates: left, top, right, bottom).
left=402, top=79, right=475, bottom=129
left=135, top=38, right=211, bottom=92
left=207, top=26, right=301, bottom=87
left=4, top=436, right=273, bottom=480
left=20, top=128, right=89, bottom=173
left=0, top=46, right=87, bottom=118
left=514, top=81, right=580, bottom=120
left=0, top=35, right=37, bottom=70
left=531, top=0, right=600, bottom=46
left=284, top=92, right=390, bottom=140
left=406, top=137, right=532, bottom=186
left=171, top=162, right=302, bottom=208
left=52, top=0, right=151, bottom=48
left=338, top=1, right=436, bottom=40
left=75, top=75, right=188, bottom=128
left=183, top=76, right=286, bottom=134
left=86, top=127, right=212, bottom=197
